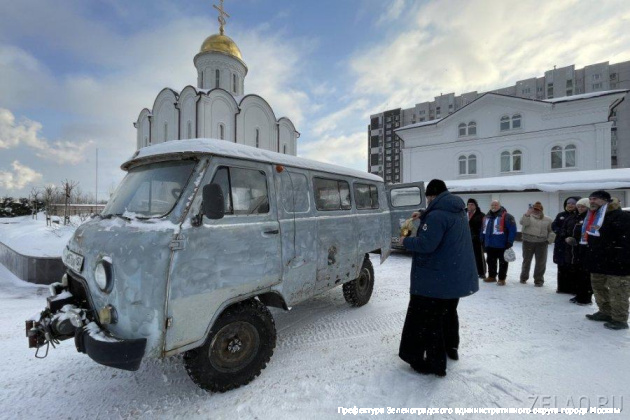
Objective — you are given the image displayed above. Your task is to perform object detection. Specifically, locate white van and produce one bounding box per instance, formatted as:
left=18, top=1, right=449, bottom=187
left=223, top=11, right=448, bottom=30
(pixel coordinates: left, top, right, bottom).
left=26, top=139, right=423, bottom=392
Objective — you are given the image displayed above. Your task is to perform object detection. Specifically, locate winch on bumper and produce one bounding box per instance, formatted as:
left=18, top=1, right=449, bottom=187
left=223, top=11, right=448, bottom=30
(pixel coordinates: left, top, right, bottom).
left=25, top=274, right=146, bottom=371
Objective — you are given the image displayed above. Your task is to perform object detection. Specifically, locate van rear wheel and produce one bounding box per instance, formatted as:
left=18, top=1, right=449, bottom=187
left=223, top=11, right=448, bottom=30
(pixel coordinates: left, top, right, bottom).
left=343, top=256, right=374, bottom=307
left=183, top=299, right=276, bottom=392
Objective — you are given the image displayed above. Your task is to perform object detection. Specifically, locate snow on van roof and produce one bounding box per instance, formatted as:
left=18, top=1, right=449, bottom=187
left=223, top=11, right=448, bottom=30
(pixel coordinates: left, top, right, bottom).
left=123, top=138, right=383, bottom=182
left=441, top=168, right=630, bottom=193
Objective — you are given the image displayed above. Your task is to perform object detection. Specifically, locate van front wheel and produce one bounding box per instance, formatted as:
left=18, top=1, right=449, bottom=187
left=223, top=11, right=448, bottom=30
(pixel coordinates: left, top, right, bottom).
left=343, top=257, right=374, bottom=307
left=183, top=299, right=276, bottom=392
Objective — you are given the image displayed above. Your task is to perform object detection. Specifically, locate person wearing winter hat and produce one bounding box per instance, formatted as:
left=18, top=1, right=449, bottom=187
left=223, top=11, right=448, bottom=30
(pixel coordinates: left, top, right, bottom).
left=467, top=198, right=487, bottom=279
left=399, top=179, right=478, bottom=377
left=552, top=197, right=581, bottom=293
left=480, top=200, right=517, bottom=286
left=563, top=198, right=593, bottom=305
left=519, top=202, right=555, bottom=286
left=583, top=191, right=630, bottom=330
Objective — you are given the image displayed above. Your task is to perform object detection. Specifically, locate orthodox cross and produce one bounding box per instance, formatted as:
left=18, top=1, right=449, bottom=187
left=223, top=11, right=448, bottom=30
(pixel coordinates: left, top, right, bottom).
left=213, top=0, right=230, bottom=35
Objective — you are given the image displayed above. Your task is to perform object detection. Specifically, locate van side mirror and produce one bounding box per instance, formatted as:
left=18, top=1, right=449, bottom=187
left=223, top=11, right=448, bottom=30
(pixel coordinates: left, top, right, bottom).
left=201, top=183, right=225, bottom=220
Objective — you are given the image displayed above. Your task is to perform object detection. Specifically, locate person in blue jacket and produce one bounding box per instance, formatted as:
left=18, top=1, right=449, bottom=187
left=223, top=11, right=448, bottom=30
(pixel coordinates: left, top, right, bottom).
left=481, top=200, right=517, bottom=286
left=399, top=179, right=479, bottom=377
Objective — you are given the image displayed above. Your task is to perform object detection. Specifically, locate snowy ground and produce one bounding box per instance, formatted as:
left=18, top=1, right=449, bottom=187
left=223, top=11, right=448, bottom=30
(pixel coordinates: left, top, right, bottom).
left=0, top=214, right=82, bottom=257
left=0, top=244, right=628, bottom=420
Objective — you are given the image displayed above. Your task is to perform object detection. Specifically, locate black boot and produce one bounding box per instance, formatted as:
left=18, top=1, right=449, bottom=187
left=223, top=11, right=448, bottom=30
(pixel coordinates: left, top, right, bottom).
left=446, top=348, right=459, bottom=361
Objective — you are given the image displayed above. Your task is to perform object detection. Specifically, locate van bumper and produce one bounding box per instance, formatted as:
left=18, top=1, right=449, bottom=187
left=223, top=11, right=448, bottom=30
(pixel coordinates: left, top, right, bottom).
left=75, top=324, right=146, bottom=371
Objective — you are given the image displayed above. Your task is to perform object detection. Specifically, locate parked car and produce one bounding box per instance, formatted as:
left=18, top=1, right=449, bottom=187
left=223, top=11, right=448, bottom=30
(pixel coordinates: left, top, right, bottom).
left=26, top=138, right=423, bottom=392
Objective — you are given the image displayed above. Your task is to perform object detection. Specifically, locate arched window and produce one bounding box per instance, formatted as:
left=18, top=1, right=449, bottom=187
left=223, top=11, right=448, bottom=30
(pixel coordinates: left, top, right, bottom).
left=144, top=136, right=149, bottom=147
left=163, top=122, right=168, bottom=142
left=551, top=144, right=576, bottom=169
left=500, top=116, right=510, bottom=131
left=468, top=121, right=477, bottom=136
left=215, top=69, right=220, bottom=88
left=255, top=129, right=260, bottom=148
left=458, top=123, right=466, bottom=137
left=458, top=154, right=477, bottom=175
left=233, top=74, right=237, bottom=93
left=219, top=123, right=225, bottom=140
left=512, top=114, right=522, bottom=129
left=512, top=150, right=522, bottom=171
left=501, top=150, right=522, bottom=172
left=283, top=144, right=287, bottom=154
left=468, top=154, right=477, bottom=174
left=187, top=121, right=192, bottom=139
left=458, top=155, right=467, bottom=175
left=551, top=146, right=563, bottom=169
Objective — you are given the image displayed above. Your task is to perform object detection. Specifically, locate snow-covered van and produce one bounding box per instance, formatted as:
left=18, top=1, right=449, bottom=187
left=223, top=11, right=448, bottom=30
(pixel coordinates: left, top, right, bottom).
left=26, top=139, right=423, bottom=392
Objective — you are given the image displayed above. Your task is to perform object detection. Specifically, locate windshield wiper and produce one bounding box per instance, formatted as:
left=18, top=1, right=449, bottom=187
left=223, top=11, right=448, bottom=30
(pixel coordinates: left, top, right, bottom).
left=101, top=213, right=132, bottom=221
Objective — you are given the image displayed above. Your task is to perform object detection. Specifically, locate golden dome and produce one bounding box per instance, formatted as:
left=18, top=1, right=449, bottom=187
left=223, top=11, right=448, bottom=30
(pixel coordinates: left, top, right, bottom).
left=199, top=34, right=243, bottom=60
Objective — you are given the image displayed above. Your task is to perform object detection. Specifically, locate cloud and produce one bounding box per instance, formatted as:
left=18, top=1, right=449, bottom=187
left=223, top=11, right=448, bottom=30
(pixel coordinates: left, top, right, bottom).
left=351, top=0, right=630, bottom=110
left=299, top=131, right=367, bottom=169
left=312, top=99, right=369, bottom=136
left=0, top=161, right=43, bottom=190
left=0, top=108, right=93, bottom=164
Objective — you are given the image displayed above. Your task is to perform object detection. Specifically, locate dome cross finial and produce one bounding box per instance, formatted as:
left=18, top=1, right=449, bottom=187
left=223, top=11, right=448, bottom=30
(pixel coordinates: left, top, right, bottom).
left=213, top=0, right=230, bottom=35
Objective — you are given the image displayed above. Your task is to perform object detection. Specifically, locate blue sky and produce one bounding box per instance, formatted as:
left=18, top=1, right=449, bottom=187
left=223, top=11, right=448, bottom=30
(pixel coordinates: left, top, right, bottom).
left=2, top=0, right=630, bottom=198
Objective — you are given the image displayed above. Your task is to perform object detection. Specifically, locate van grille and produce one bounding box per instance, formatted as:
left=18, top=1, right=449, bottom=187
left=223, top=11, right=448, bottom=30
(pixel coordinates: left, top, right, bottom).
left=67, top=272, right=94, bottom=312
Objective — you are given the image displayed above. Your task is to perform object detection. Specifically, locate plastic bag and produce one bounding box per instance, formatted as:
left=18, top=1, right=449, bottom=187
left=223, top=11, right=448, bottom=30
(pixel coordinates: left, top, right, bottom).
left=504, top=247, right=516, bottom=262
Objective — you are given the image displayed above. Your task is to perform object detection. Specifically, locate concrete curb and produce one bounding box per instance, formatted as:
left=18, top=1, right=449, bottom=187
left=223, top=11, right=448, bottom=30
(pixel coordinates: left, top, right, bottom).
left=0, top=241, right=64, bottom=285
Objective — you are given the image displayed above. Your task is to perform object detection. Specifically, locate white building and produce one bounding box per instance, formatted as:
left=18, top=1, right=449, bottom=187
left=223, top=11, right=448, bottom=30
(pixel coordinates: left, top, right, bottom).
left=134, top=12, right=299, bottom=155
left=394, top=90, right=630, bottom=220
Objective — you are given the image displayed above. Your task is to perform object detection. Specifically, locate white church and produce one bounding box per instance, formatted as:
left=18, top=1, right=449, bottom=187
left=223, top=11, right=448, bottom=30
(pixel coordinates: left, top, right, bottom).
left=134, top=3, right=299, bottom=155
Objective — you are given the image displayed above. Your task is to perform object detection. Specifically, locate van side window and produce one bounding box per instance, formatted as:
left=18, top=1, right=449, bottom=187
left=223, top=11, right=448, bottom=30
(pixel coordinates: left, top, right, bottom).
left=211, top=166, right=269, bottom=215
left=313, top=178, right=351, bottom=211
left=390, top=186, right=422, bottom=207
left=280, top=172, right=310, bottom=213
left=354, top=183, right=380, bottom=209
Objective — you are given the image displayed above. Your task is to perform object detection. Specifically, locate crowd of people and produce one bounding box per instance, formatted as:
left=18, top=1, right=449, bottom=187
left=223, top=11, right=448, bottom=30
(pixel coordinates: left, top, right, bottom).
left=397, top=180, right=630, bottom=379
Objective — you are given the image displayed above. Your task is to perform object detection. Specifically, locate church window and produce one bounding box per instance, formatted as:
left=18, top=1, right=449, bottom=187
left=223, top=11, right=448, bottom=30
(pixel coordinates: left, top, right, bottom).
left=233, top=74, right=237, bottom=93
left=283, top=145, right=287, bottom=154
left=458, top=154, right=477, bottom=175
left=163, top=122, right=168, bottom=142
left=216, top=69, right=220, bottom=88
left=219, top=123, right=225, bottom=140
left=467, top=121, right=477, bottom=136
left=458, top=123, right=466, bottom=137
left=458, top=156, right=466, bottom=175
left=187, top=121, right=192, bottom=139
left=468, top=154, right=477, bottom=174
left=500, top=116, right=510, bottom=131
left=255, top=129, right=260, bottom=148
left=501, top=150, right=522, bottom=172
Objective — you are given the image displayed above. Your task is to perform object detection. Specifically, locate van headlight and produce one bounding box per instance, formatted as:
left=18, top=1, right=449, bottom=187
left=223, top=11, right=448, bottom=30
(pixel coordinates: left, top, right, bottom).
left=94, top=259, right=113, bottom=292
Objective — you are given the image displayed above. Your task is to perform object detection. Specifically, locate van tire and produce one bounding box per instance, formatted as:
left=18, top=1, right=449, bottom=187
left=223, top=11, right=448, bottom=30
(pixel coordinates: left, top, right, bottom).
left=343, top=256, right=374, bottom=307
left=183, top=299, right=276, bottom=392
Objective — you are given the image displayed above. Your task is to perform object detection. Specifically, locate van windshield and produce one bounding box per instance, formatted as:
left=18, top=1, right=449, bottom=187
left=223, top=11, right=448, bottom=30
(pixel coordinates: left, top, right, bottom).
left=103, top=160, right=197, bottom=218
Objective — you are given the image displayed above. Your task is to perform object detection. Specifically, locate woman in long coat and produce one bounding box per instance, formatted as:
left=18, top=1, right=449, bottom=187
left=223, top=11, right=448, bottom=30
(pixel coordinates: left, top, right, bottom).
left=552, top=196, right=580, bottom=293
left=467, top=198, right=486, bottom=279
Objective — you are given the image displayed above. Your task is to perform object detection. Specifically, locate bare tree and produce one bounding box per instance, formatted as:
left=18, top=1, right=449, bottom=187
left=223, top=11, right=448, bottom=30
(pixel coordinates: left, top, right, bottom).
left=29, top=187, right=42, bottom=219
left=61, top=179, right=79, bottom=225
left=42, top=185, right=57, bottom=225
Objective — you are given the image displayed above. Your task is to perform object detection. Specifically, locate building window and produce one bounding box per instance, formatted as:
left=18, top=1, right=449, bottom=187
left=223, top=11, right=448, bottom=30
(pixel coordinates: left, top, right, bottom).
left=610, top=73, right=617, bottom=80
left=551, top=144, right=576, bottom=169
left=512, top=114, right=521, bottom=129
left=233, top=74, right=237, bottom=92
left=458, top=154, right=477, bottom=175
left=215, top=69, right=220, bottom=88
left=593, top=82, right=603, bottom=90
left=467, top=122, right=477, bottom=136
left=255, top=128, right=260, bottom=148
left=566, top=89, right=573, bottom=96
left=144, top=136, right=149, bottom=147
left=163, top=122, right=168, bottom=142
left=501, top=150, right=522, bottom=172
left=468, top=154, right=477, bottom=174
left=283, top=144, right=287, bottom=154
left=187, top=121, right=192, bottom=139
left=566, top=80, right=573, bottom=88
left=500, top=116, right=510, bottom=131
left=458, top=123, right=466, bottom=137
left=592, top=74, right=601, bottom=80
left=219, top=123, right=225, bottom=140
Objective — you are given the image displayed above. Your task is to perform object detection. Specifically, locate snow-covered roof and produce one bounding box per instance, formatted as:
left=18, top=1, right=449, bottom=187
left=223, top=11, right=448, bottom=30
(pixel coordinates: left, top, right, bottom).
left=123, top=138, right=383, bottom=182
left=397, top=118, right=443, bottom=130
left=437, top=168, right=630, bottom=193
left=542, top=89, right=629, bottom=104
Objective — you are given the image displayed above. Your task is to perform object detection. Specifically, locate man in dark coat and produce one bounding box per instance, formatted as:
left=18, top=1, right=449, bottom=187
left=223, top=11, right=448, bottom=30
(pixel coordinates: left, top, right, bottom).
left=399, top=179, right=478, bottom=377
left=480, top=200, right=517, bottom=286
left=552, top=196, right=580, bottom=293
left=583, top=191, right=630, bottom=330
left=467, top=198, right=486, bottom=279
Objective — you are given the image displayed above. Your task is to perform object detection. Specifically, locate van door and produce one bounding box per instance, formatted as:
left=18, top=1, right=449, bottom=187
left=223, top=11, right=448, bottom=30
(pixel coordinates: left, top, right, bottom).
left=386, top=182, right=425, bottom=248
left=274, top=168, right=318, bottom=306
left=165, top=158, right=282, bottom=352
